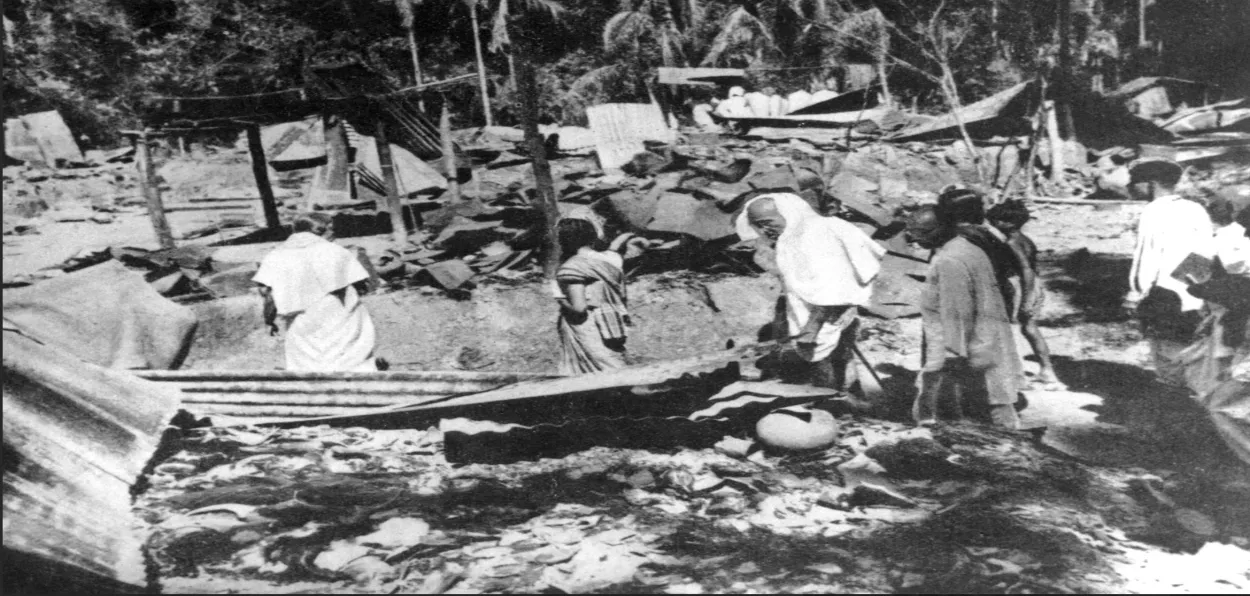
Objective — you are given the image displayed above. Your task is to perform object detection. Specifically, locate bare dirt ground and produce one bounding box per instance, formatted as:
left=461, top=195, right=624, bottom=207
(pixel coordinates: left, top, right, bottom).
left=5, top=172, right=1250, bottom=593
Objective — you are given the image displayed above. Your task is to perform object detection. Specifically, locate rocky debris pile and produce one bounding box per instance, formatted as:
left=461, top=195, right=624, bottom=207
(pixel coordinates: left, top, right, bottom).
left=2, top=156, right=141, bottom=235
left=137, top=413, right=1249, bottom=594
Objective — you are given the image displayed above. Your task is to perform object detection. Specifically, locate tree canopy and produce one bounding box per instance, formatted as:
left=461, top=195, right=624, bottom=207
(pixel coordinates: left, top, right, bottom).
left=4, top=0, right=1247, bottom=147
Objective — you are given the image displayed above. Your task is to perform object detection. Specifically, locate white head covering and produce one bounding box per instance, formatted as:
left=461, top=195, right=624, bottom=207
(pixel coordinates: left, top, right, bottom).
left=737, top=193, right=886, bottom=306
left=253, top=232, right=370, bottom=315
left=728, top=86, right=746, bottom=98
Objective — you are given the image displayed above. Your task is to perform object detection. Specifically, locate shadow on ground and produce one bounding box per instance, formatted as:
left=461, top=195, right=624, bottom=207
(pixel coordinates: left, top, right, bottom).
left=1041, top=250, right=1135, bottom=326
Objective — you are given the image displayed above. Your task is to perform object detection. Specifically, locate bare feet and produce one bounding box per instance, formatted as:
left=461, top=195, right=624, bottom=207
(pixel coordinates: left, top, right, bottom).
left=1032, top=369, right=1066, bottom=391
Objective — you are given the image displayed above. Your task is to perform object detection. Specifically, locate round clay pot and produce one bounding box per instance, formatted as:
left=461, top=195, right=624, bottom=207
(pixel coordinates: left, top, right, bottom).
left=756, top=406, right=840, bottom=451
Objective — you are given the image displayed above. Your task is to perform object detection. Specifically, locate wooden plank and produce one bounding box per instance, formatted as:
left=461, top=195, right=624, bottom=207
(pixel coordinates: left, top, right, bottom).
left=3, top=328, right=181, bottom=589
left=655, top=67, right=747, bottom=86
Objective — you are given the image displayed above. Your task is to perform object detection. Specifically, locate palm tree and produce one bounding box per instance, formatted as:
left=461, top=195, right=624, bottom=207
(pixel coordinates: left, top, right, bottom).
left=602, top=0, right=696, bottom=69
left=453, top=0, right=564, bottom=127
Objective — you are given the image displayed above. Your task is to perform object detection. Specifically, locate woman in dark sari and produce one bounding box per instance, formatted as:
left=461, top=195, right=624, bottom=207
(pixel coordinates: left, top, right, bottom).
left=551, top=218, right=647, bottom=374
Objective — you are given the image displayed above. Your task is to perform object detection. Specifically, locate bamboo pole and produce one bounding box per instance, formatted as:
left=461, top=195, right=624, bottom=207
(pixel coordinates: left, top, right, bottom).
left=374, top=116, right=408, bottom=244
left=133, top=130, right=175, bottom=249
left=440, top=103, right=462, bottom=203
left=245, top=124, right=283, bottom=231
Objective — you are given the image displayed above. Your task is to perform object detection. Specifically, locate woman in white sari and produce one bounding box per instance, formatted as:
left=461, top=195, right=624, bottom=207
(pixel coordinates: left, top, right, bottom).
left=253, top=212, right=379, bottom=372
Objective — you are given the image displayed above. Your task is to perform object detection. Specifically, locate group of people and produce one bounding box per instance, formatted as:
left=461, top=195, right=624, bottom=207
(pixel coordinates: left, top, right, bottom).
left=250, top=156, right=1246, bottom=439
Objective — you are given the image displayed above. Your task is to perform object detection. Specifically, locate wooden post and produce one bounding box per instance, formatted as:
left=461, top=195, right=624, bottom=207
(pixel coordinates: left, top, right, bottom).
left=133, top=130, right=175, bottom=249
left=516, top=56, right=561, bottom=280
left=245, top=124, right=282, bottom=231
left=1045, top=99, right=1064, bottom=185
left=374, top=116, right=408, bottom=245
left=440, top=103, right=462, bottom=203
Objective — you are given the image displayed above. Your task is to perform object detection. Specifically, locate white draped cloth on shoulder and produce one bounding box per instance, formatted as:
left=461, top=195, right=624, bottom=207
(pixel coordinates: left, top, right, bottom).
left=736, top=193, right=886, bottom=361
left=253, top=232, right=378, bottom=372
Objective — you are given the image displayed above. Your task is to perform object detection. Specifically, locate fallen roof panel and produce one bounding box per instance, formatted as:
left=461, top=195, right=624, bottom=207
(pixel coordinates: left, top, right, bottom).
left=886, top=81, right=1038, bottom=142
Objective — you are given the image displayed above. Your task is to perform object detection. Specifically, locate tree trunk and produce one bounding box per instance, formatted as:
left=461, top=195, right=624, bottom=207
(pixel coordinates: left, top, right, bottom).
left=1045, top=99, right=1064, bottom=185
left=406, top=26, right=423, bottom=86
left=507, top=54, right=518, bottom=92
left=937, top=61, right=987, bottom=186
left=1056, top=0, right=1075, bottom=138
left=516, top=56, right=560, bottom=280
left=406, top=24, right=426, bottom=111
left=469, top=3, right=494, bottom=127
left=374, top=116, right=408, bottom=245
left=1138, top=0, right=1147, bottom=47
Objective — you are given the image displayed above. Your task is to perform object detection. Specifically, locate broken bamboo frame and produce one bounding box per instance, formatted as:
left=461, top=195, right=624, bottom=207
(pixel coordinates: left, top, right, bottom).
left=132, top=130, right=176, bottom=249
left=244, top=124, right=283, bottom=231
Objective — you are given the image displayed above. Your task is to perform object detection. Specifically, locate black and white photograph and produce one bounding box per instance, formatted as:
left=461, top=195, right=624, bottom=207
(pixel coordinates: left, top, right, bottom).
left=3, top=0, right=1249, bottom=593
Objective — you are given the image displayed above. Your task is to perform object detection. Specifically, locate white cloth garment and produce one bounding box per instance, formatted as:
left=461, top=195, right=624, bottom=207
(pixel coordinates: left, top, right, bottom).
left=786, top=90, right=813, bottom=113
left=1215, top=222, right=1250, bottom=276
left=737, top=193, right=886, bottom=361
left=254, top=232, right=378, bottom=372
left=745, top=92, right=771, bottom=117
left=1130, top=194, right=1216, bottom=312
left=715, top=96, right=751, bottom=118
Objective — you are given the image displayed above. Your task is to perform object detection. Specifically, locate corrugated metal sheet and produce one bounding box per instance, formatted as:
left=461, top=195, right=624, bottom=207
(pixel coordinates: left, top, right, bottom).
left=135, top=369, right=557, bottom=425
left=3, top=326, right=181, bottom=590
left=585, top=103, right=677, bottom=172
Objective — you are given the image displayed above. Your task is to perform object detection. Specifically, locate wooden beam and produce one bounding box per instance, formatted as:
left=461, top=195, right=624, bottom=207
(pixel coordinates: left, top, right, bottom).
left=374, top=115, right=408, bottom=244
left=132, top=131, right=175, bottom=249
left=245, top=124, right=282, bottom=230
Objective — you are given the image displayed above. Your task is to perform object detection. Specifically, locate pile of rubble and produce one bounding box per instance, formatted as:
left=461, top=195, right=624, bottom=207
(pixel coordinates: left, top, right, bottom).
left=137, top=411, right=1250, bottom=594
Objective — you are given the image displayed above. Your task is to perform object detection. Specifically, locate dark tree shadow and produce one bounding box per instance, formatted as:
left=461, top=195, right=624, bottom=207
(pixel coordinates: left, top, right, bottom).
left=1040, top=250, right=1135, bottom=326
left=1048, top=355, right=1243, bottom=472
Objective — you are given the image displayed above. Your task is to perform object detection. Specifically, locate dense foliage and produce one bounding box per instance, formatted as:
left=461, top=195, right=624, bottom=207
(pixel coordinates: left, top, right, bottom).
left=3, top=0, right=1247, bottom=147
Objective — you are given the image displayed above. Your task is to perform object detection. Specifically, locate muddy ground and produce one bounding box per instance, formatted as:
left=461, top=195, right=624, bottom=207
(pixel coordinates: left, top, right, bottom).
left=4, top=155, right=1250, bottom=594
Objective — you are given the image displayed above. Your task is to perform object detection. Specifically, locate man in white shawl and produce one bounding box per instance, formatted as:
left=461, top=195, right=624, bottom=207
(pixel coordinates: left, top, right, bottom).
left=737, top=193, right=886, bottom=393
left=253, top=212, right=379, bottom=372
